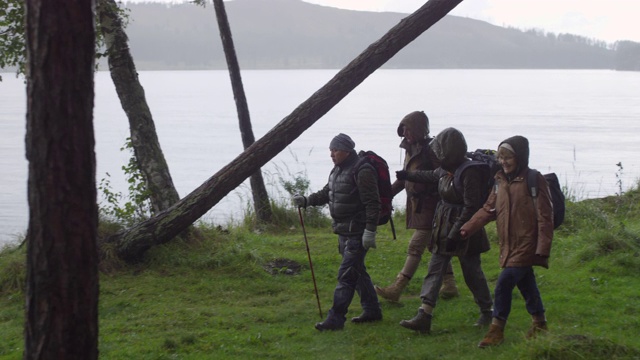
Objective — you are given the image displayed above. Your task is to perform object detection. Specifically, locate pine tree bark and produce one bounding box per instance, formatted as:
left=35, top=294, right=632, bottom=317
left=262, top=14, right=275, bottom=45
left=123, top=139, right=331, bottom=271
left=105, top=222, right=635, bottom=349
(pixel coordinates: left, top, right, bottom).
left=24, top=0, right=99, bottom=358
left=97, top=0, right=181, bottom=214
left=213, top=0, right=273, bottom=223
left=106, top=0, right=464, bottom=261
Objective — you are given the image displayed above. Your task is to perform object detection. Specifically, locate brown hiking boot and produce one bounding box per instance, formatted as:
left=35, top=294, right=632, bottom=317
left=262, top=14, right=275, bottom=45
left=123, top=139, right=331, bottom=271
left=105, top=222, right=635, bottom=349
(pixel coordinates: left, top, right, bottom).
left=375, top=274, right=409, bottom=302
left=439, top=273, right=459, bottom=300
left=526, top=321, right=548, bottom=339
left=399, top=308, right=432, bottom=334
left=478, top=324, right=504, bottom=348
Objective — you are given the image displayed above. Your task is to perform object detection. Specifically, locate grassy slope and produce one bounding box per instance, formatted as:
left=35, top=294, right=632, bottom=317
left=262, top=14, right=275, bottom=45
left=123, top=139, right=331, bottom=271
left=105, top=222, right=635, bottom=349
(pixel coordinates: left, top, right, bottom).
left=1, top=190, right=640, bottom=359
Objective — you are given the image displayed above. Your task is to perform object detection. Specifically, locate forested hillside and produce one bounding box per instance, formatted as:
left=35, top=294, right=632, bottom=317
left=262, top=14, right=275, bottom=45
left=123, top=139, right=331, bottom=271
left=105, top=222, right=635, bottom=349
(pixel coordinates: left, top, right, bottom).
left=122, top=0, right=634, bottom=70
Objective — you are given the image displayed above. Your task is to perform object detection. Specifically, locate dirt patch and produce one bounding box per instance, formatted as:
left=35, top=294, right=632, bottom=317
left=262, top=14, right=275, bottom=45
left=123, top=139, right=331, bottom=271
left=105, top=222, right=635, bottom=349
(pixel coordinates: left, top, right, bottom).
left=263, top=258, right=302, bottom=275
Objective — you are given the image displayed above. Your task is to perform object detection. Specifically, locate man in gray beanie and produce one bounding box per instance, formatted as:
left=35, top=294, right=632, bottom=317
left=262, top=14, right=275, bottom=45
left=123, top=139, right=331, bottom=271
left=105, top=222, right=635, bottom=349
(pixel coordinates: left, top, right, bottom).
left=329, top=133, right=355, bottom=152
left=293, top=133, right=382, bottom=331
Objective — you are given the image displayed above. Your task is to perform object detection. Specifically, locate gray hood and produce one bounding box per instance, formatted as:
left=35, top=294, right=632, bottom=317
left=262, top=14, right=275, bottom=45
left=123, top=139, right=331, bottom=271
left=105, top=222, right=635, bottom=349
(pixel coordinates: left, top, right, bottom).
left=429, top=127, right=467, bottom=172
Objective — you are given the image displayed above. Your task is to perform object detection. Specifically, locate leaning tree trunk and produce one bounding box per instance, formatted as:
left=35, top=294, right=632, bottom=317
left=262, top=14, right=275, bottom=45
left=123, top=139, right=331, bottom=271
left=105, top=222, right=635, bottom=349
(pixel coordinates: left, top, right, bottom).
left=213, top=0, right=273, bottom=223
left=106, top=0, right=465, bottom=261
left=97, top=0, right=181, bottom=214
left=24, top=0, right=98, bottom=358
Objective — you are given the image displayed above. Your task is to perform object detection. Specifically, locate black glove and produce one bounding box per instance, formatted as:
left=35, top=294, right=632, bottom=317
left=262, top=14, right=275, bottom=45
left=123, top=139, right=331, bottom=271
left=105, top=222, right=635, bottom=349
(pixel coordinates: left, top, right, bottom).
left=396, top=170, right=408, bottom=181
left=445, top=237, right=457, bottom=252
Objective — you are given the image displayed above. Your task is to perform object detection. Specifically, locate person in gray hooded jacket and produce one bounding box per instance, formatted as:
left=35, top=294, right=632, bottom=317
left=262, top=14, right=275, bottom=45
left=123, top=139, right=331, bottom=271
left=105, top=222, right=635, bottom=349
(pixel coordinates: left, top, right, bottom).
left=396, top=127, right=493, bottom=334
left=293, top=133, right=382, bottom=331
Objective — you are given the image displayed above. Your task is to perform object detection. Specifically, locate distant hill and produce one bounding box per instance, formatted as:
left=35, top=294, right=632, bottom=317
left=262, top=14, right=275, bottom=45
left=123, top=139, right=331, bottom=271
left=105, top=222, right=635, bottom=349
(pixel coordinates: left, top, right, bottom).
left=122, top=0, right=627, bottom=70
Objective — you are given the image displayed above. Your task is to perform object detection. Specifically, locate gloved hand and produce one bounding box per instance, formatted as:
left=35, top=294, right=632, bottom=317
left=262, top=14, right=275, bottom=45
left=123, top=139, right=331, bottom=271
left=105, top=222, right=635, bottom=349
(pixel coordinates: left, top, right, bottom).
left=362, top=229, right=377, bottom=250
left=292, top=194, right=307, bottom=208
left=445, top=237, right=457, bottom=252
left=396, top=170, right=408, bottom=181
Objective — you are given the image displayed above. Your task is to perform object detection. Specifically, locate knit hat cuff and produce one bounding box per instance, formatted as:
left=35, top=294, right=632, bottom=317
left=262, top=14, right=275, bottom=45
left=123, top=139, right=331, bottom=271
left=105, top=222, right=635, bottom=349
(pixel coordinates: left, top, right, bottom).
left=329, top=133, right=355, bottom=151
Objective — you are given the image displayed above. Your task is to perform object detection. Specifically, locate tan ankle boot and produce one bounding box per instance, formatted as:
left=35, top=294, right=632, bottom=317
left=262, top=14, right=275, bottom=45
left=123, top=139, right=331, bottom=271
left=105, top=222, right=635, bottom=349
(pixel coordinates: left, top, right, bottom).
left=375, top=274, right=409, bottom=302
left=440, top=273, right=460, bottom=299
left=478, top=324, right=505, bottom=348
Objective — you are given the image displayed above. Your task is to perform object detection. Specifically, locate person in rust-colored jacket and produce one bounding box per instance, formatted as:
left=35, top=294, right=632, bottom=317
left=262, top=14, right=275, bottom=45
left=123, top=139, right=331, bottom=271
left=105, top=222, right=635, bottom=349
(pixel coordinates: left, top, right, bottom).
left=460, top=135, right=554, bottom=348
left=375, top=111, right=459, bottom=303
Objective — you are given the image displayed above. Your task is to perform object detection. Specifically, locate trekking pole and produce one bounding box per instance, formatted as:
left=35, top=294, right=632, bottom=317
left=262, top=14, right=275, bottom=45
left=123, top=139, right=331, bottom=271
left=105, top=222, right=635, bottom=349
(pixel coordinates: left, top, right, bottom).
left=298, top=206, right=323, bottom=319
left=389, top=216, right=397, bottom=240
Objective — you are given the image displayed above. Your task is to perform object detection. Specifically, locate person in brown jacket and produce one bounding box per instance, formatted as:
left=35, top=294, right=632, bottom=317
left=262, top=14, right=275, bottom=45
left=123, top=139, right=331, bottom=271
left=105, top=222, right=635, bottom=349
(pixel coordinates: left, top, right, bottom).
left=460, top=135, right=554, bottom=348
left=375, top=111, right=459, bottom=303
left=397, top=127, right=493, bottom=334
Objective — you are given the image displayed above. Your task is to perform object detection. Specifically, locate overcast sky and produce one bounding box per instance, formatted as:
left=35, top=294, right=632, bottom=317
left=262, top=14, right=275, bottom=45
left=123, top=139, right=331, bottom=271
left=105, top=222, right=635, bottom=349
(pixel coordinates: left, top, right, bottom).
left=302, top=0, right=640, bottom=43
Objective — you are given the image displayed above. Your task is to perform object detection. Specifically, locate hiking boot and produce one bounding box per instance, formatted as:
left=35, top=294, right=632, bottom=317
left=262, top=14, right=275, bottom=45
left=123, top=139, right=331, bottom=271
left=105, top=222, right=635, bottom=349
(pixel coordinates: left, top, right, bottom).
left=478, top=324, right=504, bottom=348
left=526, top=321, right=548, bottom=339
left=351, top=311, right=383, bottom=323
left=399, top=308, right=432, bottom=334
left=440, top=273, right=460, bottom=299
left=315, top=317, right=344, bottom=331
left=474, top=311, right=493, bottom=327
left=375, top=274, right=409, bottom=303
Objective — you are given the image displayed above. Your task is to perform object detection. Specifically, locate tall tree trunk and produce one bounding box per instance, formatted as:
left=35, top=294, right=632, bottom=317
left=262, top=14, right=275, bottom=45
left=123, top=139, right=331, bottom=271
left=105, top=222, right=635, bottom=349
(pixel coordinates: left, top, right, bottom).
left=96, top=0, right=181, bottom=214
left=24, top=0, right=99, bottom=358
left=106, top=0, right=464, bottom=261
left=213, top=0, right=273, bottom=224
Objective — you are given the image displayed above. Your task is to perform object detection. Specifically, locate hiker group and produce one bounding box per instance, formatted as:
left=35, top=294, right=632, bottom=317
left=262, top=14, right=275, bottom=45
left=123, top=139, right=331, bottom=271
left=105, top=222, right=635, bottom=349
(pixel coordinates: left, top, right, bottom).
left=292, top=111, right=559, bottom=348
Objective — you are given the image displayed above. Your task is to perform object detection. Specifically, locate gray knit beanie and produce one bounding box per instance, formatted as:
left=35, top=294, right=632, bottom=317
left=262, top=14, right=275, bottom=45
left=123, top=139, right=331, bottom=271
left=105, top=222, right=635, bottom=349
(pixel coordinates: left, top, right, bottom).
left=329, top=133, right=355, bottom=152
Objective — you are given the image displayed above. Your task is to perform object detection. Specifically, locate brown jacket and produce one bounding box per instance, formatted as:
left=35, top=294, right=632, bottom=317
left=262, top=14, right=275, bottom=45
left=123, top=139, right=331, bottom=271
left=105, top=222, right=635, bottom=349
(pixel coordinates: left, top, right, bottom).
left=392, top=140, right=440, bottom=229
left=461, top=168, right=554, bottom=268
left=392, top=112, right=440, bottom=229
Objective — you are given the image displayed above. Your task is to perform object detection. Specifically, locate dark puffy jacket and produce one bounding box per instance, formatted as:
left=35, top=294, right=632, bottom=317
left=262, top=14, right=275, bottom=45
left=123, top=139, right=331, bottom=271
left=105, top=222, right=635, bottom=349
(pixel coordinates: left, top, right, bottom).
left=307, top=151, right=381, bottom=235
left=392, top=113, right=440, bottom=229
left=407, top=128, right=490, bottom=256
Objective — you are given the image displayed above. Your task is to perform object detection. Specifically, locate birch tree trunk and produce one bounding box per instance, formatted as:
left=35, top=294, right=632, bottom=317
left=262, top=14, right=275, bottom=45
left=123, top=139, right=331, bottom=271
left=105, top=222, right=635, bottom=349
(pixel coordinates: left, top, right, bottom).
left=97, top=0, right=181, bottom=214
left=24, top=0, right=99, bottom=357
left=213, top=0, right=273, bottom=223
left=106, top=0, right=464, bottom=261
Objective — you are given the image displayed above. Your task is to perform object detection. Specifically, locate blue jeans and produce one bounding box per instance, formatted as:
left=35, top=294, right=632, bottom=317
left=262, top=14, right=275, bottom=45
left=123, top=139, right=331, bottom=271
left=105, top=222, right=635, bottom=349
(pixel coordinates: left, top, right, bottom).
left=326, top=234, right=380, bottom=323
left=420, top=252, right=493, bottom=312
left=493, top=267, right=545, bottom=321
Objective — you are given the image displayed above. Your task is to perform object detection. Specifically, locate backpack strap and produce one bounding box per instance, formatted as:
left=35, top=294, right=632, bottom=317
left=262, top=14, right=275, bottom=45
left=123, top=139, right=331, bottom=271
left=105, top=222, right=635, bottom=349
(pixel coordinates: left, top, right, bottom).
left=527, top=168, right=541, bottom=224
left=527, top=168, right=539, bottom=198
left=452, top=160, right=469, bottom=194
left=453, top=160, right=485, bottom=195
left=350, top=154, right=372, bottom=190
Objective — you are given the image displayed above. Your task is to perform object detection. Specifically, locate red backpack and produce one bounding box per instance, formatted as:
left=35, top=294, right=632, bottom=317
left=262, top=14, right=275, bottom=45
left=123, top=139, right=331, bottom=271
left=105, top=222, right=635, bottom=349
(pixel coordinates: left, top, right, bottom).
left=353, top=150, right=396, bottom=239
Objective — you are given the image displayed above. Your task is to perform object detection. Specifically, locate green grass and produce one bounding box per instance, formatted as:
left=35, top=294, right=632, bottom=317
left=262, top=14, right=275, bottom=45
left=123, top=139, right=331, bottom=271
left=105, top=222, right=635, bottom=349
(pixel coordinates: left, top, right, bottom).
left=1, top=189, right=640, bottom=359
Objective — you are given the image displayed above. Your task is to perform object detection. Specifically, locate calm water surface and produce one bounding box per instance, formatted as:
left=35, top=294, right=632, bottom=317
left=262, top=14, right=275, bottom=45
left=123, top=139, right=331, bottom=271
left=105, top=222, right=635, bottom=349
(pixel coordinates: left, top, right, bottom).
left=1, top=69, right=639, bottom=245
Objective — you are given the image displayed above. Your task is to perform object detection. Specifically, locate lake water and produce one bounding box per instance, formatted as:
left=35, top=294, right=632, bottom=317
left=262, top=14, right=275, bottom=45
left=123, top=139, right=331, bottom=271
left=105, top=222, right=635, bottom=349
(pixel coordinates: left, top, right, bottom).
left=1, top=69, right=639, bottom=246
